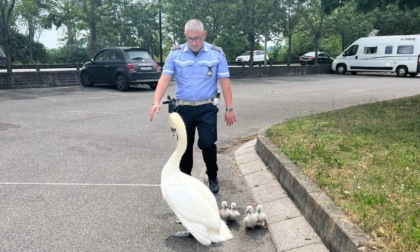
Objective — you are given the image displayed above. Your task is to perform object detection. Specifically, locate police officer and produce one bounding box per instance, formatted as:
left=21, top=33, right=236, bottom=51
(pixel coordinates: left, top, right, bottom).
left=149, top=19, right=236, bottom=194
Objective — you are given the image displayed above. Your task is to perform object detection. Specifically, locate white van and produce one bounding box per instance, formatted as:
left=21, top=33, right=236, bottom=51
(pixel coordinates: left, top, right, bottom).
left=331, top=35, right=420, bottom=77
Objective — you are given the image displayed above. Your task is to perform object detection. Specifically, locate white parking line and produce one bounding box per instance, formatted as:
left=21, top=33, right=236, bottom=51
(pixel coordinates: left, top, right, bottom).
left=0, top=182, right=160, bottom=187
left=70, top=110, right=115, bottom=114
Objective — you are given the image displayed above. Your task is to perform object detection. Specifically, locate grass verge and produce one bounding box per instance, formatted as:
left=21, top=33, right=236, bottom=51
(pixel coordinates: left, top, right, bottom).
left=266, top=95, right=420, bottom=251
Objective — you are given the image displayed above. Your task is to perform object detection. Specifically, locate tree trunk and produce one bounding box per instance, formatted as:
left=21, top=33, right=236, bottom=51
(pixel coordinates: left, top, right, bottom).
left=248, top=33, right=255, bottom=67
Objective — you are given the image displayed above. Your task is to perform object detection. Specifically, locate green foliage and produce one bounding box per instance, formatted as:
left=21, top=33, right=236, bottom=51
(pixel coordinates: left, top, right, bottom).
left=213, top=34, right=249, bottom=62
left=354, top=0, right=420, bottom=12
left=4, top=0, right=420, bottom=65
left=370, top=5, right=420, bottom=36
left=267, top=95, right=420, bottom=251
left=268, top=42, right=284, bottom=62
left=6, top=30, right=48, bottom=64
left=320, top=34, right=342, bottom=57
left=46, top=46, right=89, bottom=64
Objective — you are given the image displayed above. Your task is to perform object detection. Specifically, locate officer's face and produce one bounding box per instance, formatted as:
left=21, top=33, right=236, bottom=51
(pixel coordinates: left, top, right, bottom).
left=185, top=30, right=206, bottom=53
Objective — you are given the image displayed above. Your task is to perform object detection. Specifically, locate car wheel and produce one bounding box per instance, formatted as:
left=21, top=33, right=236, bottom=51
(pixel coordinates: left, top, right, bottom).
left=409, top=73, right=418, bottom=77
left=396, top=66, right=408, bottom=77
left=116, top=74, right=130, bottom=91
left=149, top=82, right=157, bottom=90
left=80, top=71, right=94, bottom=87
left=336, top=64, right=347, bottom=74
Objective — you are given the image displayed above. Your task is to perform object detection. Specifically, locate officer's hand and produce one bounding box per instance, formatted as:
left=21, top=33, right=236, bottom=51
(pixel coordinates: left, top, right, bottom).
left=149, top=104, right=160, bottom=122
left=225, top=111, right=236, bottom=126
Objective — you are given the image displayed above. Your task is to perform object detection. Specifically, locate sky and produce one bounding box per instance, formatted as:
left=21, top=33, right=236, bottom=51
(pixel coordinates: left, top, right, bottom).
left=38, top=28, right=61, bottom=49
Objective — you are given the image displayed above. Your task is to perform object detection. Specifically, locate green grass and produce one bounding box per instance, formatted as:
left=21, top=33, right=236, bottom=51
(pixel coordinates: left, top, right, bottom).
left=266, top=95, right=420, bottom=251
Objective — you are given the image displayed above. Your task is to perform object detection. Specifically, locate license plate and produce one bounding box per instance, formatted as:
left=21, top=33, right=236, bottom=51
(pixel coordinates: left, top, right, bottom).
left=140, top=66, right=153, bottom=70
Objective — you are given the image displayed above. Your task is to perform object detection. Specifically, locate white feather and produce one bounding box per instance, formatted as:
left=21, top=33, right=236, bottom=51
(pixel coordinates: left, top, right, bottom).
left=161, top=112, right=233, bottom=246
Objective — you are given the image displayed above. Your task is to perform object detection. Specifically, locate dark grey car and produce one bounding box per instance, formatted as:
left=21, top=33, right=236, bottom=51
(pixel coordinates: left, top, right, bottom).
left=80, top=47, right=161, bottom=91
left=0, top=48, right=6, bottom=67
left=299, top=51, right=334, bottom=65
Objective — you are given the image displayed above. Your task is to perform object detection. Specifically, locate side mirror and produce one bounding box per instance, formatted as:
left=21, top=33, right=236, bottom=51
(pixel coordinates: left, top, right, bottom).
left=343, top=51, right=348, bottom=57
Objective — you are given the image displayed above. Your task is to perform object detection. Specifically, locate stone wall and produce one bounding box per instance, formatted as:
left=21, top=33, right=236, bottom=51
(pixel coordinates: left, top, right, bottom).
left=0, top=71, right=81, bottom=89
left=229, top=65, right=332, bottom=79
left=0, top=65, right=332, bottom=89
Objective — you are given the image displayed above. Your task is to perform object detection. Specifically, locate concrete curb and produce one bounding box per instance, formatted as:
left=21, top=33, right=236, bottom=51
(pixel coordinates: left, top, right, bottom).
left=255, top=126, right=376, bottom=252
left=235, top=139, right=329, bottom=251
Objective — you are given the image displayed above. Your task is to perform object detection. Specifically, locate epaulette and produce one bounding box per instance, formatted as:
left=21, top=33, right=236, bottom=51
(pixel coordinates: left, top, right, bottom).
left=210, top=45, right=222, bottom=52
left=171, top=45, right=182, bottom=51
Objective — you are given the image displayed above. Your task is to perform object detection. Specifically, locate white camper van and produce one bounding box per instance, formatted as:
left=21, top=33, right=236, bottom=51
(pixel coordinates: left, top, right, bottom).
left=332, top=35, right=420, bottom=77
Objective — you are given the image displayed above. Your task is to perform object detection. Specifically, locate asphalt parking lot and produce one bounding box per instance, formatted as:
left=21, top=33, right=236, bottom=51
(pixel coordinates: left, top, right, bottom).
left=1, top=74, right=419, bottom=251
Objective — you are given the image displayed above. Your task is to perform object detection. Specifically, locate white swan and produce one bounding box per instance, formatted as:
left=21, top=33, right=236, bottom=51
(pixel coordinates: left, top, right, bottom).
left=161, top=112, right=233, bottom=246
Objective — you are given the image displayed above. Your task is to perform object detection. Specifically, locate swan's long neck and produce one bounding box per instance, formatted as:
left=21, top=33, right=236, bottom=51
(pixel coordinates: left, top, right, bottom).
left=162, top=113, right=187, bottom=177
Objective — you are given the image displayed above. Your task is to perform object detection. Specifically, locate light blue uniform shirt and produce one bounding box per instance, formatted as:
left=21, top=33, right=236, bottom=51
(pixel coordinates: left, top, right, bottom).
left=162, top=42, right=230, bottom=101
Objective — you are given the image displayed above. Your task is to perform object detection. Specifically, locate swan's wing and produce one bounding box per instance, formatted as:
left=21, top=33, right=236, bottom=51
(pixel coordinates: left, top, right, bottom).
left=163, top=181, right=222, bottom=232
left=179, top=173, right=219, bottom=215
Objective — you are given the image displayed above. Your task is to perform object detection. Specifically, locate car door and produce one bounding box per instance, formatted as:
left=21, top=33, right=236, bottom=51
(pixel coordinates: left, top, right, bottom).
left=106, top=49, right=124, bottom=81
left=318, top=53, right=331, bottom=64
left=89, top=50, right=113, bottom=83
left=342, top=45, right=360, bottom=70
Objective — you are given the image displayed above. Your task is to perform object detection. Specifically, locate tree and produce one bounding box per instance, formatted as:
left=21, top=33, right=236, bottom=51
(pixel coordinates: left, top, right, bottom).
left=162, top=0, right=232, bottom=45
left=15, top=0, right=43, bottom=62
left=353, top=0, right=420, bottom=11
left=125, top=1, right=161, bottom=57
left=0, top=0, right=16, bottom=72
left=300, top=0, right=327, bottom=65
left=232, top=0, right=279, bottom=66
left=45, top=0, right=84, bottom=62
left=276, top=0, right=305, bottom=66
left=76, top=0, right=115, bottom=55
left=370, top=4, right=420, bottom=35
left=325, top=1, right=373, bottom=51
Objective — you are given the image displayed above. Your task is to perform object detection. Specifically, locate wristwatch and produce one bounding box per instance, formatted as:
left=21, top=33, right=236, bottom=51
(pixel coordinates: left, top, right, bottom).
left=226, top=107, right=234, bottom=112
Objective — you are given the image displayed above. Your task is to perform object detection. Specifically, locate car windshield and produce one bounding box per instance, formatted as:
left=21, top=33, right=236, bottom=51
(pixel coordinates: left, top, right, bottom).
left=241, top=51, right=251, bottom=56
left=126, top=50, right=151, bottom=60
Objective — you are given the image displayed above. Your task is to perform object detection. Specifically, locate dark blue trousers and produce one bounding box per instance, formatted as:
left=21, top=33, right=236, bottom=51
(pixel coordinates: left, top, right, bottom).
left=176, top=104, right=219, bottom=179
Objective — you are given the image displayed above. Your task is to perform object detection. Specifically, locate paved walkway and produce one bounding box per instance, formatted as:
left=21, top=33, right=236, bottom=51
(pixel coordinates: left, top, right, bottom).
left=234, top=139, right=329, bottom=252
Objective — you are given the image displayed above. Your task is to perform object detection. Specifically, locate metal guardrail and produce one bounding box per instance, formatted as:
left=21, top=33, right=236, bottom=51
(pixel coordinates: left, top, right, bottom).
left=7, top=61, right=302, bottom=71
left=9, top=64, right=84, bottom=71
left=228, top=60, right=301, bottom=66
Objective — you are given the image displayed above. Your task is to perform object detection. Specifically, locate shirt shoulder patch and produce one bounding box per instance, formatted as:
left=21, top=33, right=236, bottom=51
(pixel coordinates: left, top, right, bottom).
left=171, top=45, right=182, bottom=51
left=210, top=45, right=222, bottom=52
left=210, top=44, right=225, bottom=57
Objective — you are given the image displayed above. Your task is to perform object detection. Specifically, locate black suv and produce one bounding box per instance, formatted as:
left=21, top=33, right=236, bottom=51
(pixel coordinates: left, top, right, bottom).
left=81, top=47, right=161, bottom=91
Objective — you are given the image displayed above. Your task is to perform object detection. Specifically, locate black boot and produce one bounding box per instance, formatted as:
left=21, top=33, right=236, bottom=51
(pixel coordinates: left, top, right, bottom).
left=208, top=178, right=219, bottom=194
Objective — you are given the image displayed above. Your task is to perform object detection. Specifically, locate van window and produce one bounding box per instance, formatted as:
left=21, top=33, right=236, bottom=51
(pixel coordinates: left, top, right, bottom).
left=397, top=45, right=414, bottom=54
left=345, top=45, right=358, bottom=56
left=385, top=46, right=393, bottom=54
left=364, top=46, right=377, bottom=54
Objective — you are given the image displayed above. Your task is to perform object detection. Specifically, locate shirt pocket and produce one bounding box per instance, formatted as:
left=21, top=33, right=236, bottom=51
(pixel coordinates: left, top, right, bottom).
left=174, top=60, right=194, bottom=78
left=198, top=60, right=219, bottom=79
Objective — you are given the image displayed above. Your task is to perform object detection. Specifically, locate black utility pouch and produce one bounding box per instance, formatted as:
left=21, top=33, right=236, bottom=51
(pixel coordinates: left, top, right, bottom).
left=163, top=95, right=177, bottom=113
